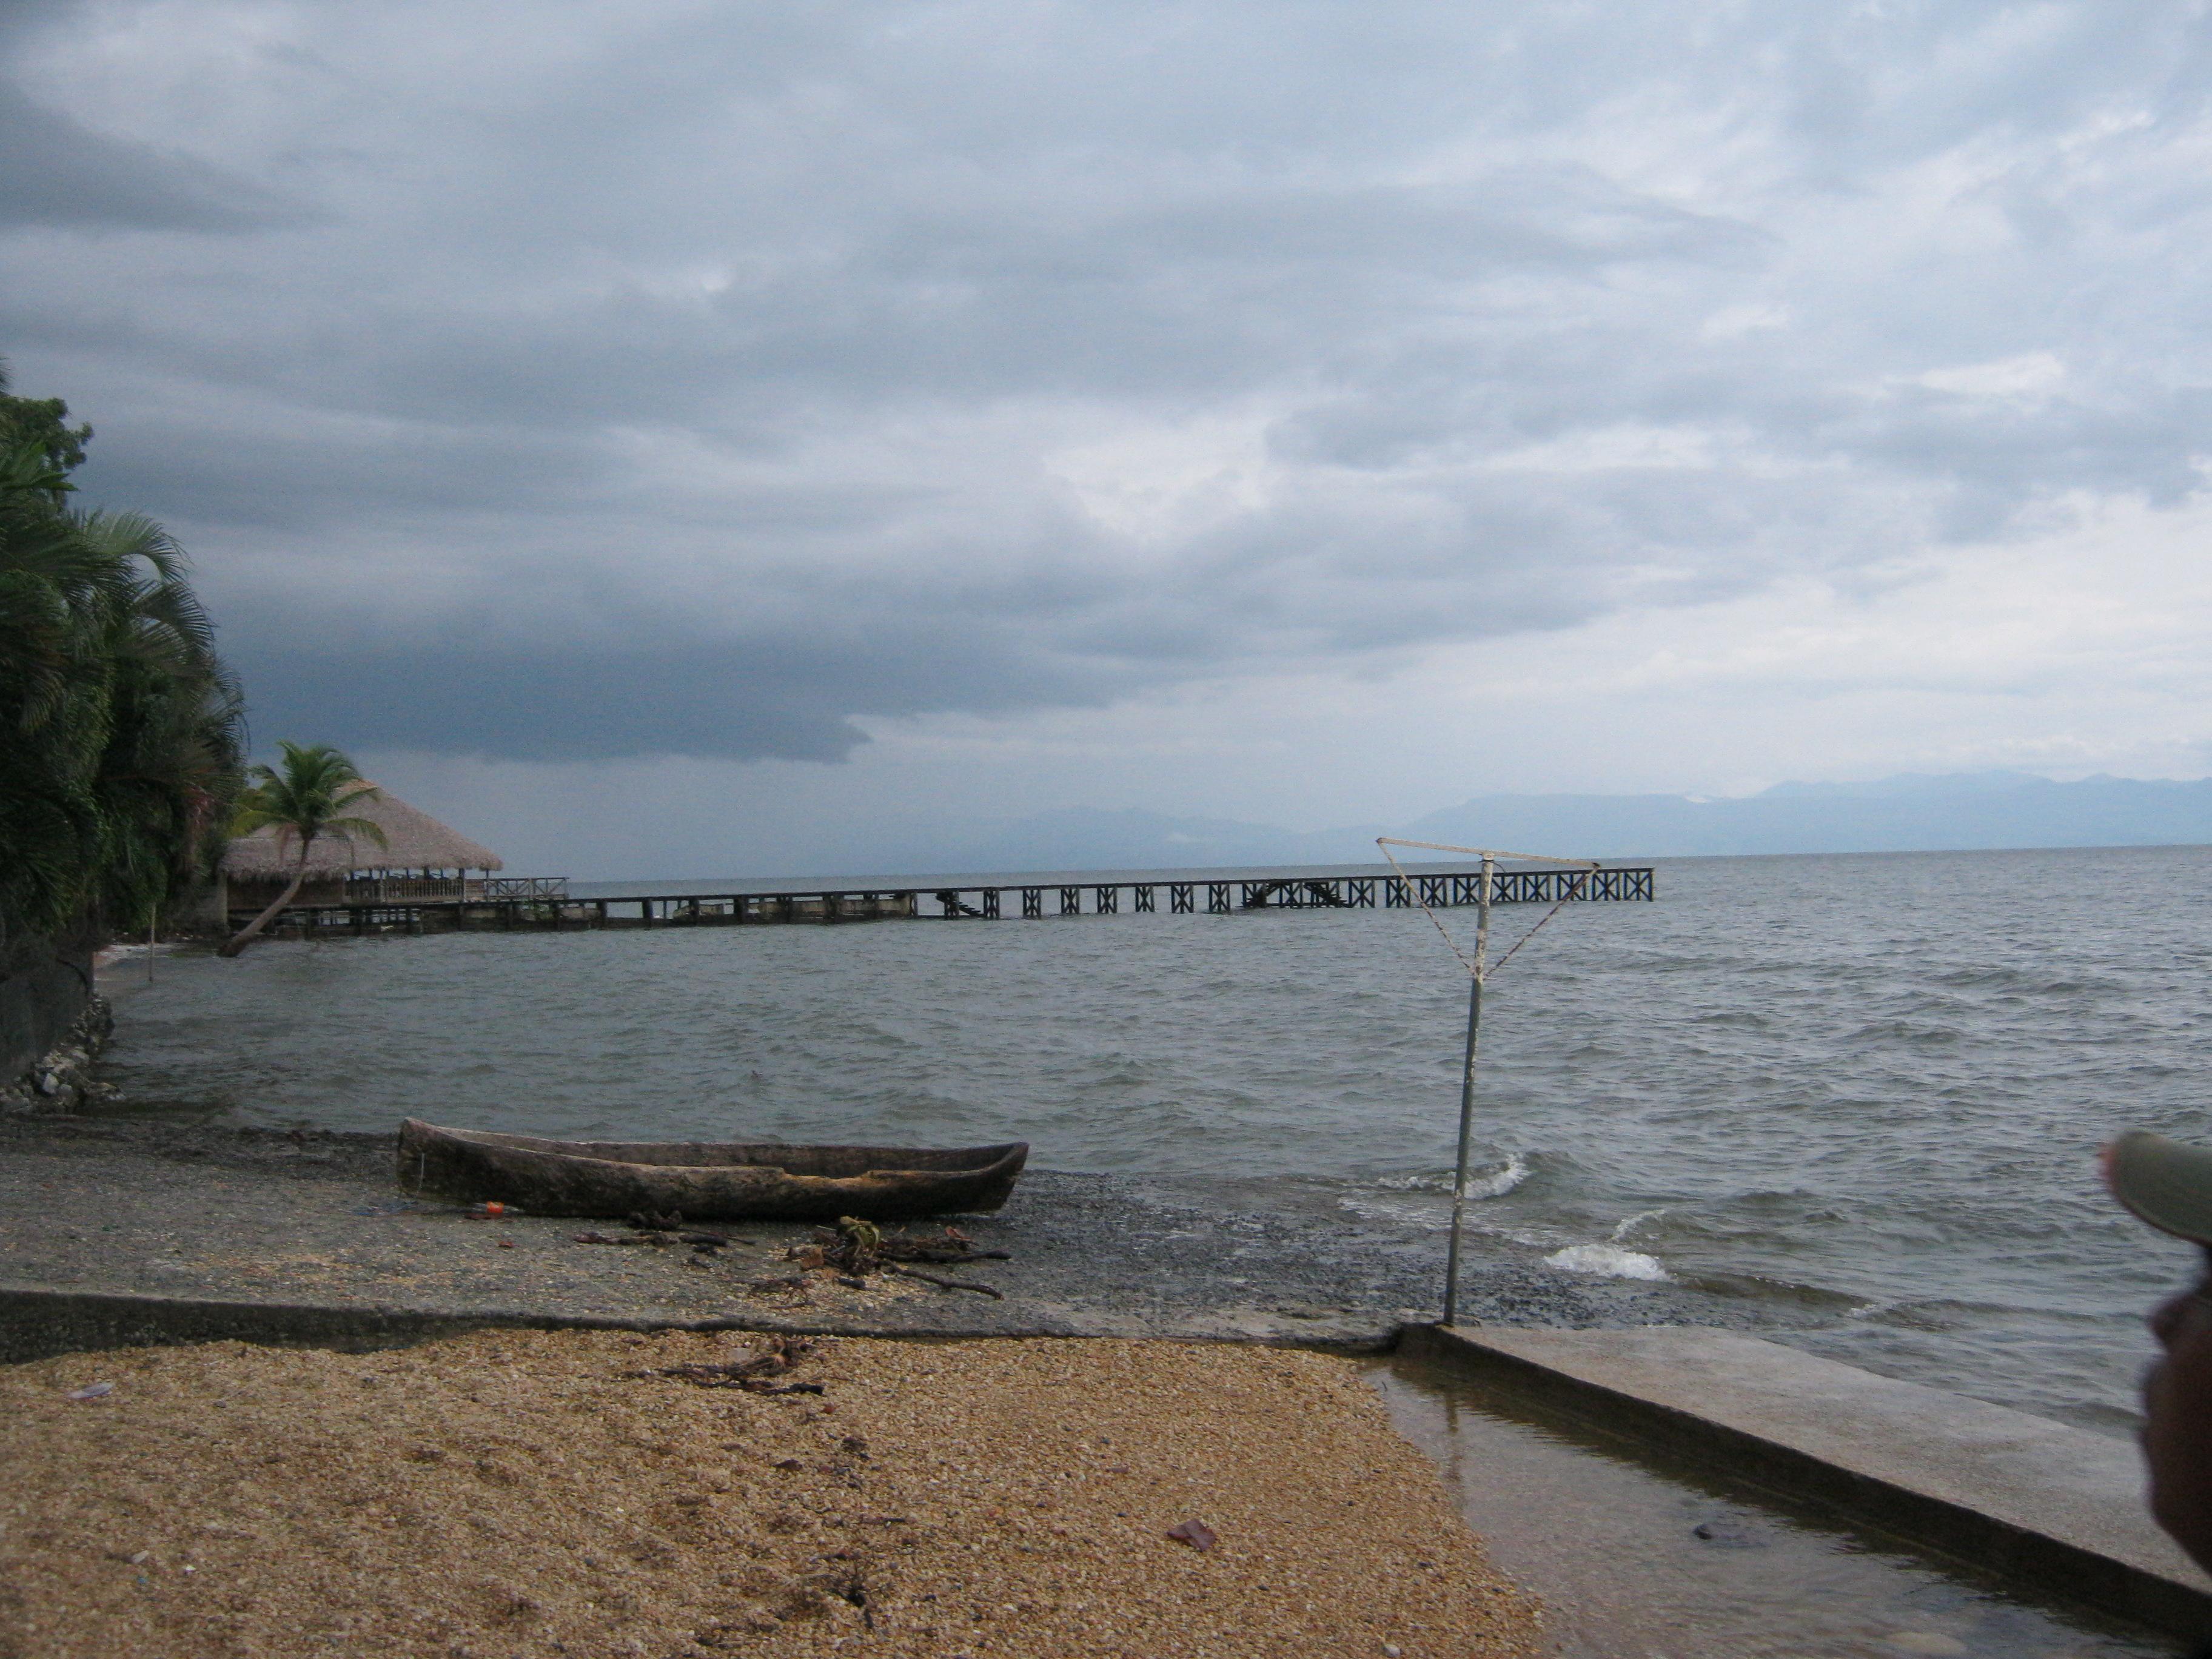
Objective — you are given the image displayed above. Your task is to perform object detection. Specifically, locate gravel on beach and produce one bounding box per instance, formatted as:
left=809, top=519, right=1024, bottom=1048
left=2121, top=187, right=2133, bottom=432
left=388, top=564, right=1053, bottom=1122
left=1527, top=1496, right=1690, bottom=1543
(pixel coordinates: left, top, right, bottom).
left=2, top=1119, right=1763, bottom=1364
left=1, top=1331, right=1546, bottom=1659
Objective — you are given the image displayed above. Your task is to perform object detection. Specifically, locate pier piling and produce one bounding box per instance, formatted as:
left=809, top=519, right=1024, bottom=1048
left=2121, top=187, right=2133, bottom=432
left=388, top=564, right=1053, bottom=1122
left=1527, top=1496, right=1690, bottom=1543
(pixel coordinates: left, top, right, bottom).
left=238, top=862, right=1654, bottom=940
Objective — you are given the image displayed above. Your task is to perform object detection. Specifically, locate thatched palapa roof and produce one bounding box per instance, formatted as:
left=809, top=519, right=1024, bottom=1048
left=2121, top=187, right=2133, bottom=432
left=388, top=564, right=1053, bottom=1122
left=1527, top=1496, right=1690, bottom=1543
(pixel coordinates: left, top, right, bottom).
left=221, top=784, right=503, bottom=877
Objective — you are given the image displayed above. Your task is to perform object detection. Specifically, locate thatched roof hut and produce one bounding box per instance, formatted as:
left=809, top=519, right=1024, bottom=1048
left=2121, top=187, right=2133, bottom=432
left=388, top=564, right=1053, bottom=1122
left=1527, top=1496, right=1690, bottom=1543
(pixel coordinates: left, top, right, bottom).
left=221, top=785, right=501, bottom=900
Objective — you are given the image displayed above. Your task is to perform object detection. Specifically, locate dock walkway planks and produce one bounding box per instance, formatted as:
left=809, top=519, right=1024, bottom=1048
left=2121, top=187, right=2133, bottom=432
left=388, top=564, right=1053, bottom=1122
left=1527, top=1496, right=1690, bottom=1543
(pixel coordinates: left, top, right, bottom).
left=250, top=863, right=1655, bottom=937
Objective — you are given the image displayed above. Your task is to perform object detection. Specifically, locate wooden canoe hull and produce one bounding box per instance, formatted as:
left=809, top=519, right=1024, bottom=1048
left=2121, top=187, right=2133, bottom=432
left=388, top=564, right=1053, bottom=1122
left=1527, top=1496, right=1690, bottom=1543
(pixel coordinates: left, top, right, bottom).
left=395, top=1118, right=1028, bottom=1221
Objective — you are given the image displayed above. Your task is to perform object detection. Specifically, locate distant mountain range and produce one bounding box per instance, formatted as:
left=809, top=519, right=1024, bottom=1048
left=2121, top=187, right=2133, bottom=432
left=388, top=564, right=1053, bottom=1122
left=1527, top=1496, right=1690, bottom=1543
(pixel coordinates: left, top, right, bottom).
left=865, top=773, right=2212, bottom=875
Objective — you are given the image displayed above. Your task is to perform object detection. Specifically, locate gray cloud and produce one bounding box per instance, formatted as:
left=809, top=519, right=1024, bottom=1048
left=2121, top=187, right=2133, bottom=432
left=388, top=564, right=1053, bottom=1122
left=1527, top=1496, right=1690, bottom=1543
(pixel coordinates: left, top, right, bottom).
left=235, top=635, right=1091, bottom=764
left=6, top=1, right=2212, bottom=762
left=0, top=81, right=310, bottom=232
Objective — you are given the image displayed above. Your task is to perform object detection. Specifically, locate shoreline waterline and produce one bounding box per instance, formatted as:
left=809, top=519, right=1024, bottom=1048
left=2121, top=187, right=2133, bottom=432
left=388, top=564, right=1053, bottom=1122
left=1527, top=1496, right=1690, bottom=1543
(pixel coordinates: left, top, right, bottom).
left=67, top=843, right=2212, bottom=1435
left=2, top=1111, right=2198, bottom=1651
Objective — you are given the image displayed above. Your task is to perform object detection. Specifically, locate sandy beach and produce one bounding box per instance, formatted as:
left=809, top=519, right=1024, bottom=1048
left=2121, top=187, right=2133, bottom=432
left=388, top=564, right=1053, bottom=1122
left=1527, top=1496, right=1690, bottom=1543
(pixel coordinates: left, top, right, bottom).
left=1, top=1329, right=1544, bottom=1659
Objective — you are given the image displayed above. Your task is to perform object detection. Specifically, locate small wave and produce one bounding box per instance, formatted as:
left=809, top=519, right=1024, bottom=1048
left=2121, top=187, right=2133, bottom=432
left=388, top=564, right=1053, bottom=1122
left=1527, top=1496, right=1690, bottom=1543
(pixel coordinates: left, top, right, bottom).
left=96, top=941, right=188, bottom=965
left=1373, top=1153, right=1529, bottom=1199
left=1609, top=1207, right=1667, bottom=1242
left=1544, top=1243, right=1671, bottom=1281
left=1498, top=1225, right=1566, bottom=1250
left=1336, top=1195, right=1446, bottom=1230
left=1849, top=1019, right=1962, bottom=1046
left=1466, top=1154, right=1530, bottom=1199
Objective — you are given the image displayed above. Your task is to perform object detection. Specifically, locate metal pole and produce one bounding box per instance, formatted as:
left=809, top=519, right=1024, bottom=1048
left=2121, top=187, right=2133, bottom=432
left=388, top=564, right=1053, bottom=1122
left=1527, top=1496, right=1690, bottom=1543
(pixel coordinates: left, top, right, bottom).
left=1442, top=855, right=1496, bottom=1326
left=1442, top=971, right=1482, bottom=1324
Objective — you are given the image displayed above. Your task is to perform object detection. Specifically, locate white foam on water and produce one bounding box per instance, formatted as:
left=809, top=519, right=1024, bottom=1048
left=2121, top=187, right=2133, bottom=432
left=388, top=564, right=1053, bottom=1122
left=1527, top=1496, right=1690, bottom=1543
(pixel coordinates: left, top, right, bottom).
left=1500, top=1226, right=1564, bottom=1250
left=1337, top=1195, right=1447, bottom=1230
left=1544, top=1242, right=1671, bottom=1281
left=1464, top=1153, right=1530, bottom=1199
left=1609, top=1207, right=1667, bottom=1242
left=1367, top=1153, right=1528, bottom=1203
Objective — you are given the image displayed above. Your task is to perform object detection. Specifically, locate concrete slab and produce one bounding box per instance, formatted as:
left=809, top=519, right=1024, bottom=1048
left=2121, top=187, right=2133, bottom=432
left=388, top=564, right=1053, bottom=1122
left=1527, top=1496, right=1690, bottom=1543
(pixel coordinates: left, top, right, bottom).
left=1409, top=1322, right=2212, bottom=1641
left=0, top=1282, right=1397, bottom=1359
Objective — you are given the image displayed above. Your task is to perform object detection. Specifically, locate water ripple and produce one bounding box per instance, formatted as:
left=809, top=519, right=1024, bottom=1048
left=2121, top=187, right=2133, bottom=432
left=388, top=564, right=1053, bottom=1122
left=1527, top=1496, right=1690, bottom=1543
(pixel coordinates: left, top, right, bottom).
left=98, top=845, right=2212, bottom=1431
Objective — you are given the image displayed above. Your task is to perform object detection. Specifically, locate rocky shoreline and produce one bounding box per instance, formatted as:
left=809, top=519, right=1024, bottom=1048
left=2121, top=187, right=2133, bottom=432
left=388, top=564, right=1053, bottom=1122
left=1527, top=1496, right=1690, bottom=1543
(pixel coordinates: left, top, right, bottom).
left=0, top=1115, right=1763, bottom=1362
left=0, top=994, right=117, bottom=1116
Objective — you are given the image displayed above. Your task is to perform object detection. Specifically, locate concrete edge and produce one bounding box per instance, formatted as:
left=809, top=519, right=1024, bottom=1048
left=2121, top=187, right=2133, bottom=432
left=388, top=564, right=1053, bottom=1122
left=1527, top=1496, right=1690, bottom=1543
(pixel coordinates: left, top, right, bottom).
left=0, top=1285, right=1398, bottom=1364
left=1400, top=1323, right=2212, bottom=1643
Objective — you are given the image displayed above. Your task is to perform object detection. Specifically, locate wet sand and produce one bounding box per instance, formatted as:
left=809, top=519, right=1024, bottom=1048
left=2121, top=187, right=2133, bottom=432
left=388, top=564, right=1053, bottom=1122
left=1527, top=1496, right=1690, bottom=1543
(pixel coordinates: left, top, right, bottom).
left=1, top=1329, right=1546, bottom=1659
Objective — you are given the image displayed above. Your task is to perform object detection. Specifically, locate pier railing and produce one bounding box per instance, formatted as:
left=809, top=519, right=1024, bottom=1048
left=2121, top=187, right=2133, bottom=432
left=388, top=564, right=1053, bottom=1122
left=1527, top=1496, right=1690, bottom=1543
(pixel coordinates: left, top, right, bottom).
left=257, top=863, right=1654, bottom=938
left=342, top=875, right=466, bottom=902
left=480, top=876, right=569, bottom=899
left=340, top=874, right=569, bottom=902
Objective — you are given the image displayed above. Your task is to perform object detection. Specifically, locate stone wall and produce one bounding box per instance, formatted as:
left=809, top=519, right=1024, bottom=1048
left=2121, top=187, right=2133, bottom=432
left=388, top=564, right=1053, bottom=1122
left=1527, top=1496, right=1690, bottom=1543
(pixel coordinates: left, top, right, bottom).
left=0, top=927, right=103, bottom=1110
left=0, top=994, right=115, bottom=1113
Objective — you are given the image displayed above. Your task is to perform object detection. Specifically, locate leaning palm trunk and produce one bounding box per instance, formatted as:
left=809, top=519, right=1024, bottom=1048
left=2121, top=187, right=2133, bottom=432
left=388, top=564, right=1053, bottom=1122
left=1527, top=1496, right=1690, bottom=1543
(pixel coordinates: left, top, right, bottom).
left=216, top=844, right=313, bottom=957
left=217, top=748, right=383, bottom=960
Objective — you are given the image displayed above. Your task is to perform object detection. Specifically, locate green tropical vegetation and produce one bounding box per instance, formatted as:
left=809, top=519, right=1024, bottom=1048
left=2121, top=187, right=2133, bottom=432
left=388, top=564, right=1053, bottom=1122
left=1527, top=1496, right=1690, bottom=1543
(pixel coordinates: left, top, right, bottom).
left=0, top=361, right=246, bottom=953
left=217, top=743, right=384, bottom=956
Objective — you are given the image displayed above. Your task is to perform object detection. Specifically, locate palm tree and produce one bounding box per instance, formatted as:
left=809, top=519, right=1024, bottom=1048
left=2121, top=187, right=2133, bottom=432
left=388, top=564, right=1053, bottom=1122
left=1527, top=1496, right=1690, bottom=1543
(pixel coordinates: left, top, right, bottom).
left=216, top=743, right=386, bottom=957
left=79, top=509, right=246, bottom=929
left=1, top=384, right=244, bottom=952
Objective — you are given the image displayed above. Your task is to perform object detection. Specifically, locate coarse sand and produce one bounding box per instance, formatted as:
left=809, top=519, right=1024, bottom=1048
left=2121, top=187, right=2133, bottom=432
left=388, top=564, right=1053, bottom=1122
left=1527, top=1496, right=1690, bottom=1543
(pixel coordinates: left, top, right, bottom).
left=1, top=1331, right=1545, bottom=1659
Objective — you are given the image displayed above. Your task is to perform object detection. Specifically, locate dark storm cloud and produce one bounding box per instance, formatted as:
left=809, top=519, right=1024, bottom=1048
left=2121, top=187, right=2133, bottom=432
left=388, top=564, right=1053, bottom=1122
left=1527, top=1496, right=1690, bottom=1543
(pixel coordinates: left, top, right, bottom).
left=6, top=1, right=2212, bottom=760
left=233, top=632, right=1106, bottom=764
left=0, top=81, right=309, bottom=232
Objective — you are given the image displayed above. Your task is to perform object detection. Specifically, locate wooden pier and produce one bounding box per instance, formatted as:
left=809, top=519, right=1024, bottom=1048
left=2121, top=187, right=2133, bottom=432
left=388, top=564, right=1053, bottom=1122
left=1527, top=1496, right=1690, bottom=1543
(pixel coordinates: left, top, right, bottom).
left=244, top=864, right=1655, bottom=939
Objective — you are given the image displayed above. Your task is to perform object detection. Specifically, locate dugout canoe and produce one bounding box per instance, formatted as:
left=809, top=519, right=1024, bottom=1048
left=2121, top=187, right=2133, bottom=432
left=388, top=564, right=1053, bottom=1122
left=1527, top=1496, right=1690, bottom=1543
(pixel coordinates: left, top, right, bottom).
left=396, top=1118, right=1028, bottom=1221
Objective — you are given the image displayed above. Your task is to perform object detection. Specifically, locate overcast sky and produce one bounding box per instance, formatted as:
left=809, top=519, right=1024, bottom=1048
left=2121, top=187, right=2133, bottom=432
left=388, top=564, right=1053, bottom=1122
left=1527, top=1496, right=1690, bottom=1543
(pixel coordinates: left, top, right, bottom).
left=10, top=1, right=2212, bottom=874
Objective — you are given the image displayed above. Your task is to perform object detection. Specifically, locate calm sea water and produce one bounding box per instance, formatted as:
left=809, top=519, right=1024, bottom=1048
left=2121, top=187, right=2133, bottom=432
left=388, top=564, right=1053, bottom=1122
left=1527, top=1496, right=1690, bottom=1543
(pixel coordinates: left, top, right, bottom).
left=101, top=846, right=2212, bottom=1435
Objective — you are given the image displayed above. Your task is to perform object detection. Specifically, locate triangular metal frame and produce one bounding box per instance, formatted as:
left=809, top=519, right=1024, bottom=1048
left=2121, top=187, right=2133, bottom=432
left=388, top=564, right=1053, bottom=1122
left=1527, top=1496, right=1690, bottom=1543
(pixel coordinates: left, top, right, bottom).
left=1377, top=837, right=1601, bottom=1326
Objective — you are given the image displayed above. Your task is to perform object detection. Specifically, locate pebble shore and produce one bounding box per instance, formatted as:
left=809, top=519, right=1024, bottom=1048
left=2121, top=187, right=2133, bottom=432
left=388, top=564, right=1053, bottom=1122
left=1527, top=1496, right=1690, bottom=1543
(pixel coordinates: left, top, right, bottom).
left=0, top=1118, right=1741, bottom=1360
left=2, top=1329, right=1547, bottom=1658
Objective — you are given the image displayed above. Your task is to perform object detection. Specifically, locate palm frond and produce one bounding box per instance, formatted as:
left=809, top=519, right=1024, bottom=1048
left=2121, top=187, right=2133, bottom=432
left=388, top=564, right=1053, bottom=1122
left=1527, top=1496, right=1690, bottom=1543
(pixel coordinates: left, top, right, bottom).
left=323, top=814, right=390, bottom=851
left=1, top=383, right=246, bottom=941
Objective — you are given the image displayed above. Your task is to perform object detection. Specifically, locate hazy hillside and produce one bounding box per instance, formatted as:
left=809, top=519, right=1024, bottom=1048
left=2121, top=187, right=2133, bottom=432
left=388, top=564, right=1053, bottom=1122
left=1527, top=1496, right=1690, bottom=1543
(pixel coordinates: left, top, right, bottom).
left=880, top=773, right=2212, bottom=874
left=1403, top=773, right=2212, bottom=859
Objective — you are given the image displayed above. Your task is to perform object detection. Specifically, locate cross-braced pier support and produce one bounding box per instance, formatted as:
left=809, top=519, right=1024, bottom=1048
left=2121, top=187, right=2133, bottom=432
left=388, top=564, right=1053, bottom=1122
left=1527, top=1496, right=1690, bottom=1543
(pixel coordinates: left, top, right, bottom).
left=251, top=863, right=1654, bottom=939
